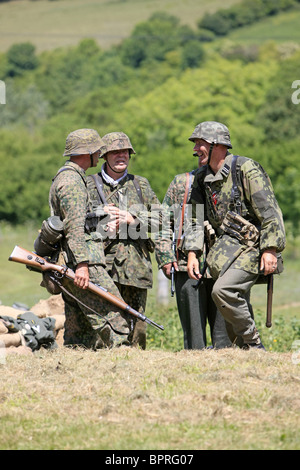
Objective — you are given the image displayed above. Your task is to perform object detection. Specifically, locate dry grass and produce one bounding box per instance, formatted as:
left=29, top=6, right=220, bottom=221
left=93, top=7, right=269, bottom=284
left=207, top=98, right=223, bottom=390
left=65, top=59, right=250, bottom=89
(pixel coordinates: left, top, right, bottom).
left=1, top=346, right=299, bottom=450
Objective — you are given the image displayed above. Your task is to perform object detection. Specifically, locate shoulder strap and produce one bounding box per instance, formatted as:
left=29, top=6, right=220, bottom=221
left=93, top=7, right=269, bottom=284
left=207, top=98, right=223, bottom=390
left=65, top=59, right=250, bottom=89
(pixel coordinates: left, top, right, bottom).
left=128, top=174, right=144, bottom=204
left=52, top=166, right=76, bottom=182
left=52, top=166, right=87, bottom=187
left=91, top=173, right=108, bottom=205
left=230, top=155, right=242, bottom=215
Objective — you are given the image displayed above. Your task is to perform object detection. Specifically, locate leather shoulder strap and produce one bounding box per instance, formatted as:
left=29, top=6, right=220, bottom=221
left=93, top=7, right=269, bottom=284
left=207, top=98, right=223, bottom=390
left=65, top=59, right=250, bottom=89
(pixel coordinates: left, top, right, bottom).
left=91, top=173, right=108, bottom=205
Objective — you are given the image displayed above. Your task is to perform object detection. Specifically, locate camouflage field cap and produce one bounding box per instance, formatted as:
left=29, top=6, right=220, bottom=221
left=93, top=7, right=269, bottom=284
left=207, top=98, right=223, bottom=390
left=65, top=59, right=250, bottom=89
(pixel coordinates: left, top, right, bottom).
left=63, top=128, right=105, bottom=157
left=100, top=132, right=136, bottom=158
left=189, top=121, right=232, bottom=149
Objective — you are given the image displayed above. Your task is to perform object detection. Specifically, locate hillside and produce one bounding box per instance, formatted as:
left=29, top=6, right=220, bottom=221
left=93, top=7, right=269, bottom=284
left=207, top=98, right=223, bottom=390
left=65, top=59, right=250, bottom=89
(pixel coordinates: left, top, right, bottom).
left=0, top=0, right=243, bottom=52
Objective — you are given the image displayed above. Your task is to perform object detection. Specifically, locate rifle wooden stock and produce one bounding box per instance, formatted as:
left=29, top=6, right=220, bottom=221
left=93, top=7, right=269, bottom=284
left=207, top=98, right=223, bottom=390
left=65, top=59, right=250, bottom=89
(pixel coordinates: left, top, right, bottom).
left=9, top=245, right=164, bottom=331
left=266, top=274, right=273, bottom=328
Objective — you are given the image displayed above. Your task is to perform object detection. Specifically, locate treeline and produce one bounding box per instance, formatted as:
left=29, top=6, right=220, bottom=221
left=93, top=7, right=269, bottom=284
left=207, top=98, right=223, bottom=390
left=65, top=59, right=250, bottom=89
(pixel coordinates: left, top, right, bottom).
left=199, top=0, right=300, bottom=36
left=0, top=9, right=299, bottom=236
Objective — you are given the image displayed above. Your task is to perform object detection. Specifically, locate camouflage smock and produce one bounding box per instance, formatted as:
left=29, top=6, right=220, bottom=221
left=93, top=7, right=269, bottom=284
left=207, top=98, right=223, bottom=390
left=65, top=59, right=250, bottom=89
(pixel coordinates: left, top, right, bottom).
left=186, top=154, right=286, bottom=279
left=155, top=171, right=196, bottom=271
left=87, top=173, right=162, bottom=289
left=49, top=161, right=105, bottom=268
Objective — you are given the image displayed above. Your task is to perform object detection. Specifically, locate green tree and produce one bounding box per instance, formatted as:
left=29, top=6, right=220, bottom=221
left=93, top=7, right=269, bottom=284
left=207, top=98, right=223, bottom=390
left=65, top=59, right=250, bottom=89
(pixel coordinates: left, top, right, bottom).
left=120, top=12, right=198, bottom=67
left=6, top=42, right=38, bottom=77
left=181, top=40, right=205, bottom=70
left=255, top=50, right=300, bottom=142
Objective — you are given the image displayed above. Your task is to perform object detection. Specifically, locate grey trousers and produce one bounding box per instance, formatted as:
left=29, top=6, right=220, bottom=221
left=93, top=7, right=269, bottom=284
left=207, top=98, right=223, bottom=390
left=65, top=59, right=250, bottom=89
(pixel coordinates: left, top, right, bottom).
left=211, top=268, right=259, bottom=344
left=175, top=271, right=232, bottom=350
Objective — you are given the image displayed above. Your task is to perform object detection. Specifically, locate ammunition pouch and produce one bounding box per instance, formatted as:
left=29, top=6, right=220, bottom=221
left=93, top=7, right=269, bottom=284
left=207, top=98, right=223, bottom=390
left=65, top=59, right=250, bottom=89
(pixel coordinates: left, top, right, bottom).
left=41, top=271, right=62, bottom=295
left=40, top=251, right=67, bottom=295
left=204, top=220, right=216, bottom=249
left=221, top=211, right=260, bottom=247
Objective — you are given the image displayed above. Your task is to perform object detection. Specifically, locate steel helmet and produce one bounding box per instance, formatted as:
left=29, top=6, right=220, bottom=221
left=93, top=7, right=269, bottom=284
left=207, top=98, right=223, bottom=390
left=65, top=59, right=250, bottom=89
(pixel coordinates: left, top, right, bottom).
left=189, top=121, right=232, bottom=148
left=63, top=128, right=105, bottom=157
left=100, top=132, right=136, bottom=158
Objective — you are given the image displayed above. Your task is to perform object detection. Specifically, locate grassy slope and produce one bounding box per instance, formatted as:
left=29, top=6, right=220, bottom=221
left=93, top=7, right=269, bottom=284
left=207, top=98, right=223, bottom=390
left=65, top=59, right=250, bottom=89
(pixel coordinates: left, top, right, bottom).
left=1, top=1, right=300, bottom=54
left=228, top=7, right=300, bottom=44
left=0, top=0, right=244, bottom=52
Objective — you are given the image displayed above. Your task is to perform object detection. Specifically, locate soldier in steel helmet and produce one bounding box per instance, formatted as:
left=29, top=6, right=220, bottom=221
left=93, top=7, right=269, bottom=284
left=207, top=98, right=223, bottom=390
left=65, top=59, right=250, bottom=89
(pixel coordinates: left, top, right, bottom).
left=185, top=121, right=286, bottom=349
left=49, top=128, right=130, bottom=349
left=86, top=132, right=162, bottom=349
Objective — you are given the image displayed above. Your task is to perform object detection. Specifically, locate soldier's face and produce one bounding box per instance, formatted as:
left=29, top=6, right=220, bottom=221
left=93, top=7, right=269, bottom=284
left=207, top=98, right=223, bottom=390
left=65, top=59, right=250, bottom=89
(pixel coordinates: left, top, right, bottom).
left=105, top=149, right=130, bottom=174
left=193, top=139, right=210, bottom=166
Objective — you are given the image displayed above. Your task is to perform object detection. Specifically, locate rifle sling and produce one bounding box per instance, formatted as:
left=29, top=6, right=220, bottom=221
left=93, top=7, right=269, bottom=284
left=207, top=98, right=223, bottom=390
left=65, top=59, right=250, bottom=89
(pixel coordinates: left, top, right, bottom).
left=176, top=172, right=192, bottom=261
left=230, top=155, right=242, bottom=215
left=50, top=275, right=132, bottom=335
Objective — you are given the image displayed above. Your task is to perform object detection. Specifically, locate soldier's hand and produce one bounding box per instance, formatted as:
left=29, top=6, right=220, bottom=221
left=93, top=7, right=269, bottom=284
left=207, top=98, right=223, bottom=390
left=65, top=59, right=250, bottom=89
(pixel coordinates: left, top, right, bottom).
left=187, top=252, right=201, bottom=280
left=162, top=262, right=178, bottom=279
left=118, top=209, right=137, bottom=225
left=260, top=248, right=277, bottom=276
left=75, top=262, right=90, bottom=289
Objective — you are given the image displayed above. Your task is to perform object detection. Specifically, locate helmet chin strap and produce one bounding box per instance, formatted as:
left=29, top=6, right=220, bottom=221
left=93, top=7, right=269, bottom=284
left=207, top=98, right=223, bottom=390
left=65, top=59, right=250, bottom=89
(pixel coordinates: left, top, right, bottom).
left=208, top=143, right=214, bottom=167
left=105, top=160, right=126, bottom=175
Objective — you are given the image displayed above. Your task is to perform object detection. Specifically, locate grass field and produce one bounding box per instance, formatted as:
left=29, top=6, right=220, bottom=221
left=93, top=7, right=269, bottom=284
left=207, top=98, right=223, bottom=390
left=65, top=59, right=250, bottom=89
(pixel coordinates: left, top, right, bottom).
left=1, top=225, right=299, bottom=450
left=0, top=346, right=299, bottom=450
left=1, top=223, right=299, bottom=353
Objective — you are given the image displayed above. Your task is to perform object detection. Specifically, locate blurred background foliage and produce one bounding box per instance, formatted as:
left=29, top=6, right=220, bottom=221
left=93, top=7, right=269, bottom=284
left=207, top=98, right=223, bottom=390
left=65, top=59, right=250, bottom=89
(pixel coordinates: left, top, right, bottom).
left=0, top=0, right=300, bottom=237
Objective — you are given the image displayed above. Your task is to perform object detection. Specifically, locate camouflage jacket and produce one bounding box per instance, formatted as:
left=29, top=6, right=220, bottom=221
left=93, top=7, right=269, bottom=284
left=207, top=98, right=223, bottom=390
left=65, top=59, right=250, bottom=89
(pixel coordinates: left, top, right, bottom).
left=155, top=171, right=196, bottom=271
left=186, top=154, right=286, bottom=279
left=49, top=161, right=105, bottom=268
left=86, top=172, right=162, bottom=288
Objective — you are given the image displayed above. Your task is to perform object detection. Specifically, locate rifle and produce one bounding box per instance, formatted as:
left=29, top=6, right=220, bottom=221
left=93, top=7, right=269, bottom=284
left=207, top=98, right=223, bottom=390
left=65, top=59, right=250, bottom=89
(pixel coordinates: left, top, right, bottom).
left=266, top=274, right=273, bottom=328
left=8, top=245, right=164, bottom=331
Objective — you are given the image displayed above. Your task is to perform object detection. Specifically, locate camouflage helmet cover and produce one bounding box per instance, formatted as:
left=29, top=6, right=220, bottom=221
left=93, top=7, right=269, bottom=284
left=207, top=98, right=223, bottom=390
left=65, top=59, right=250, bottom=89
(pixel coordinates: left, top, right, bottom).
left=100, top=132, right=136, bottom=158
left=189, top=121, right=232, bottom=149
left=63, top=128, right=105, bottom=157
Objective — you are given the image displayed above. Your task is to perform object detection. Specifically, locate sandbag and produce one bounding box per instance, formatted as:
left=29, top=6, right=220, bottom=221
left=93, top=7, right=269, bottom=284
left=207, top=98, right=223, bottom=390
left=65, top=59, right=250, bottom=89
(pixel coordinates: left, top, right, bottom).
left=0, top=306, right=23, bottom=319
left=0, top=332, right=22, bottom=347
left=0, top=320, right=8, bottom=334
left=51, top=314, right=65, bottom=331
left=30, top=295, right=64, bottom=318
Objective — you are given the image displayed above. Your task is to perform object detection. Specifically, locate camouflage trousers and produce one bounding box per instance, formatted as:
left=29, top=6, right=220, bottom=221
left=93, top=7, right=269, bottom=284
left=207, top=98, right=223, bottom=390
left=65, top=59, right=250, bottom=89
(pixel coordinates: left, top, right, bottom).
left=211, top=268, right=260, bottom=345
left=115, top=283, right=147, bottom=350
left=62, top=265, right=130, bottom=349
